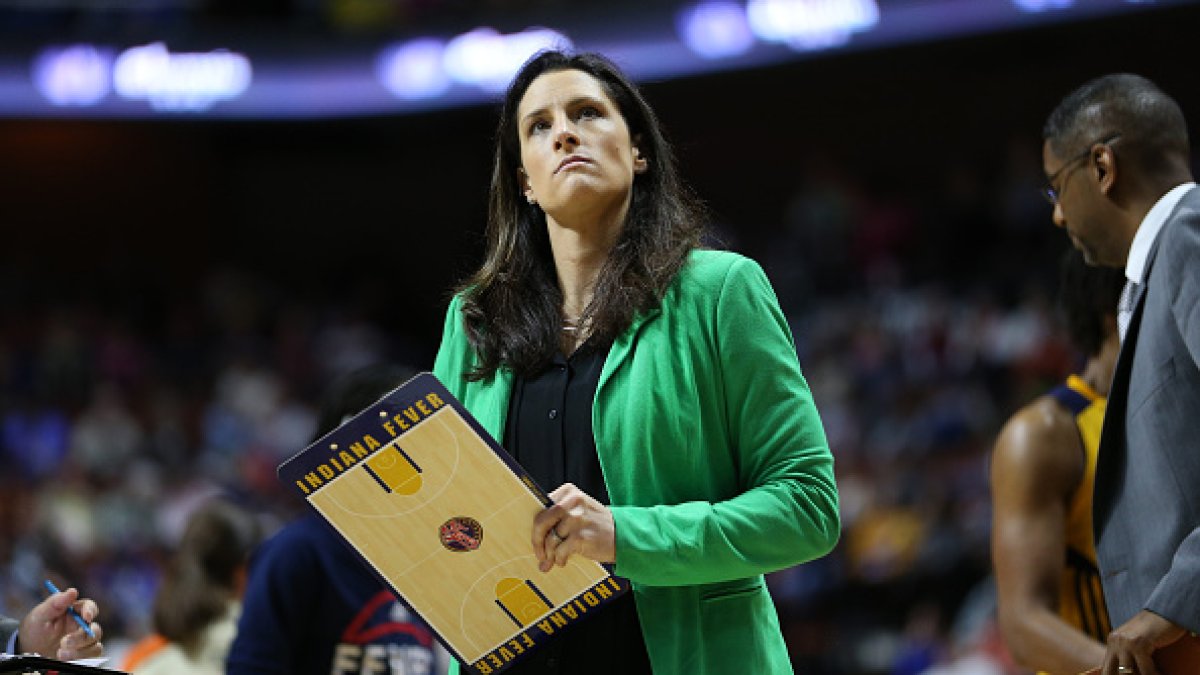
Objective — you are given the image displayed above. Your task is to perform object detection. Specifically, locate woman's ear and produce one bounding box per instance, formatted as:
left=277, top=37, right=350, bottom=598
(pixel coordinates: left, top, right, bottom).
left=518, top=167, right=537, bottom=204
left=631, top=132, right=649, bottom=174
left=632, top=146, right=649, bottom=174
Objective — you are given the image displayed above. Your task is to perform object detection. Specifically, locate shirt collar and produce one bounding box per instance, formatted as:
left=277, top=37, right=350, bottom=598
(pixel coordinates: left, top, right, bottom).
left=1127, top=182, right=1197, bottom=284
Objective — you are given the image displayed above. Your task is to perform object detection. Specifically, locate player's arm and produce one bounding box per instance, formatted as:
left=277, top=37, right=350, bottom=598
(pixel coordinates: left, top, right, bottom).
left=990, top=398, right=1107, bottom=674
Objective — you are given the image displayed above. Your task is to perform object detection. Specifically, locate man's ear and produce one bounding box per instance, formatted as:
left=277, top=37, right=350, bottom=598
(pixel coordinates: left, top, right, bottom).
left=1095, top=143, right=1117, bottom=196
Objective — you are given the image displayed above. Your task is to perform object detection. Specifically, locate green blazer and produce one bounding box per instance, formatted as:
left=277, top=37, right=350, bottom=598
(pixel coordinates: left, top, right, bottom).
left=434, top=250, right=840, bottom=674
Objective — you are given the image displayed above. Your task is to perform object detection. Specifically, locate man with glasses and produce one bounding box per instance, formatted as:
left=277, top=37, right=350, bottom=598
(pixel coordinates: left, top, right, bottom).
left=1041, top=73, right=1199, bottom=675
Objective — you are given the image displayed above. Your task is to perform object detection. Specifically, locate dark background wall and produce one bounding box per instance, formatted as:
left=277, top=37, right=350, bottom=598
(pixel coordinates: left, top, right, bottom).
left=3, top=4, right=1196, bottom=360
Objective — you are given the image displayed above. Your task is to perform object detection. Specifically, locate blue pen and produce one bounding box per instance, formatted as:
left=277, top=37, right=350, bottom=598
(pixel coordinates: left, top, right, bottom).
left=43, top=579, right=96, bottom=639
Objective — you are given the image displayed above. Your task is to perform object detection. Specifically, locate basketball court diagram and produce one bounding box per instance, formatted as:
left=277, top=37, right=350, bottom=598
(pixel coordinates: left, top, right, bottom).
left=280, top=375, right=620, bottom=669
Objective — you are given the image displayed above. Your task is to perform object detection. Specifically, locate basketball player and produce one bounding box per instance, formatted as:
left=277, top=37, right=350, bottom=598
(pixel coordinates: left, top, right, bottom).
left=991, top=249, right=1124, bottom=674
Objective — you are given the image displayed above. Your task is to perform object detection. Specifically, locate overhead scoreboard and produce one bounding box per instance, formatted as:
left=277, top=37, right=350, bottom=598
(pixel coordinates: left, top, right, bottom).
left=278, top=372, right=628, bottom=674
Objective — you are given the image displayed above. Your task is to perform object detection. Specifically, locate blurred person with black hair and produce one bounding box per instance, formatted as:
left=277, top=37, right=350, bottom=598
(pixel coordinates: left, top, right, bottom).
left=433, top=50, right=840, bottom=675
left=226, top=364, right=448, bottom=675
left=990, top=249, right=1125, bottom=674
left=1042, top=73, right=1199, bottom=674
left=121, top=499, right=261, bottom=674
left=1, top=588, right=103, bottom=659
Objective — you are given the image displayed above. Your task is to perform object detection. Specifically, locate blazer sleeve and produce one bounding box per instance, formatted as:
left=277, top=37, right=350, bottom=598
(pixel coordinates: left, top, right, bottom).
left=1144, top=206, right=1200, bottom=631
left=1168, top=204, right=1200, bottom=372
left=611, top=257, right=841, bottom=585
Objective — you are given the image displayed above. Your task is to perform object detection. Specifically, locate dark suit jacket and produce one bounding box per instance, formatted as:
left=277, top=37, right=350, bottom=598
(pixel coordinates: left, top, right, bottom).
left=1094, top=186, right=1200, bottom=631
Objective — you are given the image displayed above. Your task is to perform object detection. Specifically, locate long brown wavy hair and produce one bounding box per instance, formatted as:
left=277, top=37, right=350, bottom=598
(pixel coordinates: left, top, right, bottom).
left=459, top=50, right=706, bottom=380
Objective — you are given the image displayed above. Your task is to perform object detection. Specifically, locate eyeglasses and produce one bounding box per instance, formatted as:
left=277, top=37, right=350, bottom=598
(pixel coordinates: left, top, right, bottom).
left=1041, top=133, right=1121, bottom=205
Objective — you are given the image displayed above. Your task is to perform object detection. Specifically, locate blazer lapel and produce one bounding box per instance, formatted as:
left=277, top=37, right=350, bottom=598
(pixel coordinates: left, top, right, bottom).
left=1094, top=280, right=1144, bottom=545
left=596, top=306, right=662, bottom=399
left=1093, top=213, right=1164, bottom=538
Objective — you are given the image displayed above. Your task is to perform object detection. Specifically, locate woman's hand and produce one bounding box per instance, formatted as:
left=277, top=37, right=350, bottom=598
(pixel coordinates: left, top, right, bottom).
left=531, top=483, right=616, bottom=573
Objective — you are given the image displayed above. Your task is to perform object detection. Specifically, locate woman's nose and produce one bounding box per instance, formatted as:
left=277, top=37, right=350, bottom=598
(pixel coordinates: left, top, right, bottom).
left=554, top=121, right=580, bottom=151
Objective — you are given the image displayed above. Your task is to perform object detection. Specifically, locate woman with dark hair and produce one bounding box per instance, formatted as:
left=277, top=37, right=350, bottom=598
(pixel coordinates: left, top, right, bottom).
left=123, top=499, right=262, bottom=675
left=434, top=50, right=840, bottom=674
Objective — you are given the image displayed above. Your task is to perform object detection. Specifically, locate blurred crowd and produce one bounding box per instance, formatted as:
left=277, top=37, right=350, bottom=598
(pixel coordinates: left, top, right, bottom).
left=753, top=137, right=1069, bottom=675
left=0, top=135, right=1080, bottom=674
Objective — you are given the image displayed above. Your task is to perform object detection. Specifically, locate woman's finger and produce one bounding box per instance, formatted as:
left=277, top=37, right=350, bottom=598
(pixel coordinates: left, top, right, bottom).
left=531, top=502, right=568, bottom=564
left=551, top=529, right=575, bottom=569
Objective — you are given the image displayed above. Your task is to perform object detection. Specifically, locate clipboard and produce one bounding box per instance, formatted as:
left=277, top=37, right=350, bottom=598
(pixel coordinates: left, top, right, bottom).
left=0, top=655, right=126, bottom=674
left=277, top=372, right=629, bottom=675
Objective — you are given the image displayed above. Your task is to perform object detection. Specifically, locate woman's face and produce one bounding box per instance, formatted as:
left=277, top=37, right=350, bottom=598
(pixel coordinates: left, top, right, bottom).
left=515, top=68, right=647, bottom=227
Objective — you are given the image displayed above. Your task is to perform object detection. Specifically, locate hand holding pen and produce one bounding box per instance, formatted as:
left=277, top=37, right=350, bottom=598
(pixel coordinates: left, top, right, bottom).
left=43, top=580, right=95, bottom=640
left=17, top=580, right=104, bottom=659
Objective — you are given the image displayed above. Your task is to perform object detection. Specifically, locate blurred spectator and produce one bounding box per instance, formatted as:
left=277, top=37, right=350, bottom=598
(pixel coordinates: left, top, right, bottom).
left=121, top=498, right=263, bottom=674
left=70, top=382, right=145, bottom=483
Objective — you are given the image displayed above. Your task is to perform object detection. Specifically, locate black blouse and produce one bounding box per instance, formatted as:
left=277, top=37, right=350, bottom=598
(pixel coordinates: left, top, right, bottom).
left=502, top=340, right=652, bottom=675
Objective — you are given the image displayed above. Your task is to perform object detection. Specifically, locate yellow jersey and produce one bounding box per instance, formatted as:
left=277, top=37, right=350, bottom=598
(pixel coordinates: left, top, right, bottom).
left=1047, top=374, right=1111, bottom=642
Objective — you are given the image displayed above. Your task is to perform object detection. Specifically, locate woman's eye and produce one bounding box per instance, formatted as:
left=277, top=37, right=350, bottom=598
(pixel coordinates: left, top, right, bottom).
left=530, top=120, right=550, bottom=134
left=578, top=106, right=600, bottom=119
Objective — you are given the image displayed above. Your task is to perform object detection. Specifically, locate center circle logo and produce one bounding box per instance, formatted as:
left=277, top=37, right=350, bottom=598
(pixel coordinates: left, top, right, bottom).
left=439, top=516, right=483, bottom=552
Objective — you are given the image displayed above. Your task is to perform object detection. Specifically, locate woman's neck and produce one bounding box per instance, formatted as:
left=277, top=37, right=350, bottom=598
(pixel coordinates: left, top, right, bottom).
left=546, top=214, right=622, bottom=321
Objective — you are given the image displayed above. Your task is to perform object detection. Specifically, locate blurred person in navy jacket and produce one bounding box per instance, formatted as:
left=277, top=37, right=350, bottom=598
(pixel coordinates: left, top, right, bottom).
left=226, top=363, right=447, bottom=675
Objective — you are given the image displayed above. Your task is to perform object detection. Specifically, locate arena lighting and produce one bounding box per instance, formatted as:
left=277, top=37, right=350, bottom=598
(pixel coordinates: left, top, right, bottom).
left=439, top=27, right=572, bottom=93
left=1011, top=0, right=1074, bottom=11
left=32, top=44, right=112, bottom=107
left=377, top=38, right=451, bottom=100
left=112, top=42, right=252, bottom=111
left=746, top=0, right=879, bottom=50
left=3, top=0, right=1195, bottom=118
left=677, top=1, right=756, bottom=59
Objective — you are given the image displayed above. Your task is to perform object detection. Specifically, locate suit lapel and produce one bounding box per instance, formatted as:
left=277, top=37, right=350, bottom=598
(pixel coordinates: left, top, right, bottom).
left=1093, top=211, right=1165, bottom=539
left=1095, top=287, right=1141, bottom=536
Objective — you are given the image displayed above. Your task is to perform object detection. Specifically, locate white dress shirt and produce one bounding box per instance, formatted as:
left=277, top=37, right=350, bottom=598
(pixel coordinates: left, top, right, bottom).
left=1118, top=182, right=1197, bottom=341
